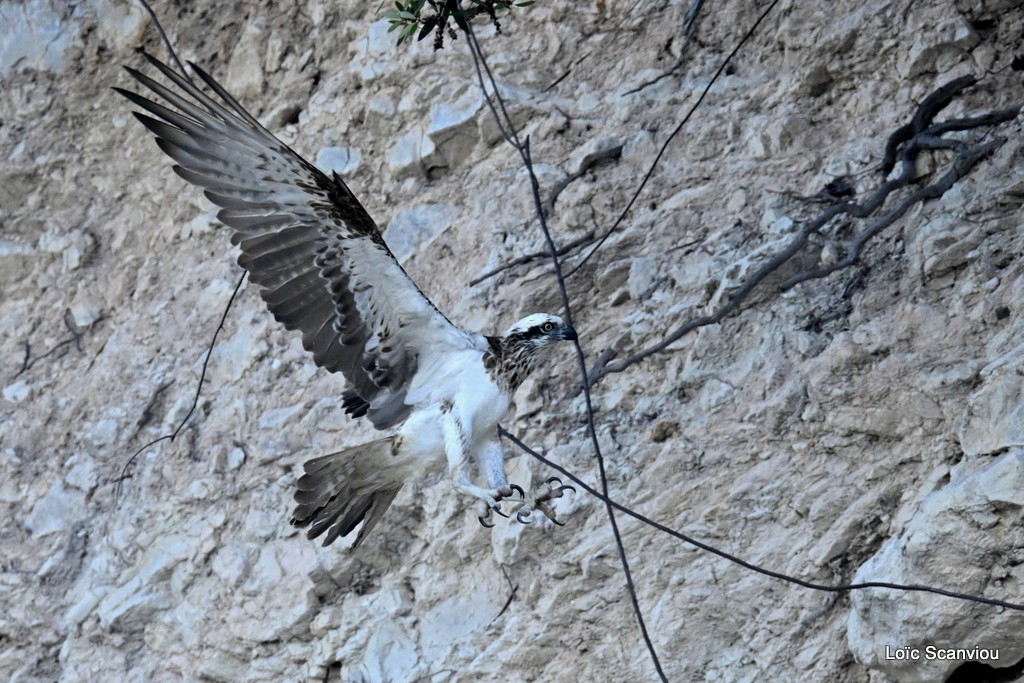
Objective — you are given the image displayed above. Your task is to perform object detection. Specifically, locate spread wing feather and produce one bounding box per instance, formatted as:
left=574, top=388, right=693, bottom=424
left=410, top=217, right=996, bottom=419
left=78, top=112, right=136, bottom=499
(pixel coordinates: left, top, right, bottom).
left=116, top=53, right=477, bottom=429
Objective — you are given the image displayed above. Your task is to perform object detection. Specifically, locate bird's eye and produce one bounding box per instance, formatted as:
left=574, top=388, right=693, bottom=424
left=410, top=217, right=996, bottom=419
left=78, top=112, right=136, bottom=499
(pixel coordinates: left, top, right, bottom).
left=542, top=322, right=554, bottom=332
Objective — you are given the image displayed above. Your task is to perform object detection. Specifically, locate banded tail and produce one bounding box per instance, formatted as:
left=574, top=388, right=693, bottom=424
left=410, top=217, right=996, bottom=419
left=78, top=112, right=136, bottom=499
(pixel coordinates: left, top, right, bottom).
left=291, top=437, right=404, bottom=548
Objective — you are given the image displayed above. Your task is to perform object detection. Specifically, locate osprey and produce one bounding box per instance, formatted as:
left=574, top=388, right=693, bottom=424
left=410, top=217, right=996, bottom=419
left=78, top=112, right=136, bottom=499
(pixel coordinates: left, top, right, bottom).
left=116, top=54, right=577, bottom=548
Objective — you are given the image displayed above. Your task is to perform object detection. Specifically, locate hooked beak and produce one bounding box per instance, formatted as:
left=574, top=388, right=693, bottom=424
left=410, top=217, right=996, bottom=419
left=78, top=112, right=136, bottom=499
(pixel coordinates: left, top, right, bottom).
left=558, top=324, right=578, bottom=342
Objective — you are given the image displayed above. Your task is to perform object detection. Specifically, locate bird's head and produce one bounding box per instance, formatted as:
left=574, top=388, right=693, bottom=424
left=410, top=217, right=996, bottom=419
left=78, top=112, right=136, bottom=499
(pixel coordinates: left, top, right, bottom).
left=488, top=313, right=577, bottom=392
left=502, top=313, right=578, bottom=350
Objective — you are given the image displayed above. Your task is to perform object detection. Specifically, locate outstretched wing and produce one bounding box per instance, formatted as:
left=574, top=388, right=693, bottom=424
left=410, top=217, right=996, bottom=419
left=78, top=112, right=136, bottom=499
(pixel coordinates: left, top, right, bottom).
left=116, top=53, right=478, bottom=429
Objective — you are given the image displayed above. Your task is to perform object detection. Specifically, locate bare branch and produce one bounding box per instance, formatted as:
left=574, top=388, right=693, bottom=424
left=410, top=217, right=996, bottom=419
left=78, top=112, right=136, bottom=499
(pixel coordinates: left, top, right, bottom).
left=589, top=98, right=1020, bottom=384
left=880, top=74, right=976, bottom=176
left=542, top=144, right=623, bottom=217
left=489, top=564, right=519, bottom=624
left=464, top=23, right=668, bottom=682
left=469, top=229, right=596, bottom=286
left=15, top=309, right=107, bottom=378
left=498, top=427, right=1024, bottom=613
left=623, top=0, right=705, bottom=96
left=783, top=137, right=1006, bottom=289
left=136, top=380, right=175, bottom=430
left=567, top=0, right=783, bottom=278
left=116, top=271, right=246, bottom=506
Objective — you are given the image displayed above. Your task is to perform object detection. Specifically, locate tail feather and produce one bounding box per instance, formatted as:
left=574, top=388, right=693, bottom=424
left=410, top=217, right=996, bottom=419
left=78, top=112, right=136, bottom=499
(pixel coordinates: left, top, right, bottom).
left=290, top=437, right=404, bottom=548
left=341, top=389, right=370, bottom=418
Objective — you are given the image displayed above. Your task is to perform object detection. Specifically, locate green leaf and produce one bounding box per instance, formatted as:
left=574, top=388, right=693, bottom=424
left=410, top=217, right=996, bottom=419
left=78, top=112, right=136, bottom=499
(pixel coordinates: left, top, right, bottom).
left=418, top=15, right=439, bottom=41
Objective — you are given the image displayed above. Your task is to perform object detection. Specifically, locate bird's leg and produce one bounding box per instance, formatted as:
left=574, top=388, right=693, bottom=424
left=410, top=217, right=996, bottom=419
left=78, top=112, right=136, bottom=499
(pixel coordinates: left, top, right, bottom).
left=515, top=477, right=576, bottom=526
left=474, top=438, right=524, bottom=527
left=440, top=409, right=517, bottom=526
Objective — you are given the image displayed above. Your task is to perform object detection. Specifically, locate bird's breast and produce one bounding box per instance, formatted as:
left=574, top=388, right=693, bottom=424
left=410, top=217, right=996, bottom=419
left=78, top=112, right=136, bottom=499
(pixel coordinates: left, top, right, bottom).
left=401, top=349, right=512, bottom=451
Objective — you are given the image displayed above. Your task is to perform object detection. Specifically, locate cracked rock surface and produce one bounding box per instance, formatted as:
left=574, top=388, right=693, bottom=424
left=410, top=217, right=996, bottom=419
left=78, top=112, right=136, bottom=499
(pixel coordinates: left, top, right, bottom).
left=1, top=1, right=1022, bottom=681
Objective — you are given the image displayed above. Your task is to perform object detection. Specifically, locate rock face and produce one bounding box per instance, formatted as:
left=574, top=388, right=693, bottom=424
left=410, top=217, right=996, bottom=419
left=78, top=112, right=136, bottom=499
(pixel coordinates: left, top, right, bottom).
left=1, top=1, right=1022, bottom=681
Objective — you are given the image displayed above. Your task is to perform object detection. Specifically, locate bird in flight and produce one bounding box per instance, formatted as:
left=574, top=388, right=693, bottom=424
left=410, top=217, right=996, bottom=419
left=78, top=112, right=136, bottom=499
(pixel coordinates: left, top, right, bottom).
left=115, top=53, right=578, bottom=548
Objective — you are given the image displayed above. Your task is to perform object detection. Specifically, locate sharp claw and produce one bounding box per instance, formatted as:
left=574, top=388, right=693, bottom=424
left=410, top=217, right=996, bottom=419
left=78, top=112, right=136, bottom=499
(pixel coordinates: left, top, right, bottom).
left=551, top=518, right=565, bottom=527
left=544, top=476, right=563, bottom=486
left=509, top=484, right=525, bottom=499
left=493, top=505, right=509, bottom=518
left=478, top=515, right=495, bottom=528
left=558, top=485, right=576, bottom=495
left=517, top=511, right=533, bottom=524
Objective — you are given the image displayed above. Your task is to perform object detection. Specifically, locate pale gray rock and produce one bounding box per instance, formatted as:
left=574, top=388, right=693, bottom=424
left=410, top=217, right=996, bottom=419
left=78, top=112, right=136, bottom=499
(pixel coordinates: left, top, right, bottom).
left=627, top=256, right=658, bottom=301
left=348, top=19, right=407, bottom=81
left=847, top=451, right=1024, bottom=682
left=227, top=18, right=269, bottom=101
left=384, top=203, right=458, bottom=262
left=91, top=0, right=146, bottom=54
left=82, top=416, right=120, bottom=448
left=0, top=0, right=79, bottom=75
left=210, top=541, right=250, bottom=586
left=225, top=447, right=246, bottom=470
left=228, top=540, right=318, bottom=642
left=24, top=482, right=86, bottom=536
left=387, top=126, right=435, bottom=179
left=38, top=228, right=93, bottom=272
left=0, top=240, right=37, bottom=288
left=315, top=145, right=362, bottom=176
left=257, top=402, right=306, bottom=432
left=898, top=15, right=981, bottom=78
left=63, top=454, right=98, bottom=492
left=4, top=2, right=1023, bottom=682
left=69, top=300, right=102, bottom=328
left=360, top=621, right=420, bottom=682
left=957, top=342, right=1024, bottom=456
left=88, top=513, right=225, bottom=632
left=2, top=380, right=30, bottom=404
left=209, top=310, right=268, bottom=384
left=365, top=94, right=396, bottom=127
left=910, top=214, right=985, bottom=282
left=425, top=85, right=483, bottom=167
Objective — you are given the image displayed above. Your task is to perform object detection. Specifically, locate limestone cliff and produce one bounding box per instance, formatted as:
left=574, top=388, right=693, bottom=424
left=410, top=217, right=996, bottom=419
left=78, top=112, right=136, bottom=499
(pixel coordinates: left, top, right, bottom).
left=1, top=1, right=1022, bottom=681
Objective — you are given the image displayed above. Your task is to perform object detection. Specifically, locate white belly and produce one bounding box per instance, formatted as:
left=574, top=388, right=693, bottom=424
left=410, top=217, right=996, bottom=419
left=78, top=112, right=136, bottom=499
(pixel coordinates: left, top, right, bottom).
left=397, top=348, right=512, bottom=460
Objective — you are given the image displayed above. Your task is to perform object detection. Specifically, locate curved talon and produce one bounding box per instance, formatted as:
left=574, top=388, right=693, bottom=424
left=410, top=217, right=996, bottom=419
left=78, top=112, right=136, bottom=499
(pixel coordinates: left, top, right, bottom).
left=493, top=505, right=509, bottom=518
left=509, top=484, right=525, bottom=499
left=516, top=511, right=533, bottom=524
left=544, top=476, right=563, bottom=486
left=478, top=515, right=495, bottom=528
left=551, top=518, right=565, bottom=527
left=558, top=485, right=577, bottom=495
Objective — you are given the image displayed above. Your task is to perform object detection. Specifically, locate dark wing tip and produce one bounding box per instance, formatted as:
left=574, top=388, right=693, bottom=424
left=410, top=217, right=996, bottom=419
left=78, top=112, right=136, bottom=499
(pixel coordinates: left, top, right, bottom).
left=141, top=50, right=164, bottom=70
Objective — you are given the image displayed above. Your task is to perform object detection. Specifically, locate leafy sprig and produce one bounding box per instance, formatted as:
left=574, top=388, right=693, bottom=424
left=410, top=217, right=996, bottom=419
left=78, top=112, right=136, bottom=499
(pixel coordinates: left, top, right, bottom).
left=384, top=0, right=535, bottom=49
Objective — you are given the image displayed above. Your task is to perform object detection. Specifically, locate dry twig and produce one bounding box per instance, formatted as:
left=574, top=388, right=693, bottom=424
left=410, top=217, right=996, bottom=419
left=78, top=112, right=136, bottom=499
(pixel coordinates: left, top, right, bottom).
left=588, top=90, right=1020, bottom=384
left=16, top=309, right=107, bottom=377
left=469, top=229, right=596, bottom=286
left=624, top=0, right=705, bottom=96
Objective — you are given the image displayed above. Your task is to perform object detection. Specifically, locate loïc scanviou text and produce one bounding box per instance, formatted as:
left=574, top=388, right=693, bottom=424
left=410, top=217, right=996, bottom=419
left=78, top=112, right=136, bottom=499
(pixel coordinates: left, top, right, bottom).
left=884, top=645, right=999, bottom=661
